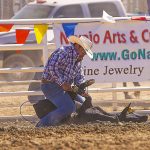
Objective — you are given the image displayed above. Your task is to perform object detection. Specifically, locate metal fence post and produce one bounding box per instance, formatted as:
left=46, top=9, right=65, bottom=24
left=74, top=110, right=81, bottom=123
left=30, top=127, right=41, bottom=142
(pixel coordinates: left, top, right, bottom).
left=1, top=0, right=4, bottom=19
left=42, top=33, right=49, bottom=66
left=112, top=82, right=117, bottom=111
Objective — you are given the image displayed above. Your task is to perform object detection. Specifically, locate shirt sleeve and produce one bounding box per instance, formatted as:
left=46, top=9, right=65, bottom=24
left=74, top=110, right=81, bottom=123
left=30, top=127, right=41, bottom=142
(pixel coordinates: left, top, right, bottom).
left=48, top=50, right=67, bottom=86
left=74, top=66, right=85, bottom=86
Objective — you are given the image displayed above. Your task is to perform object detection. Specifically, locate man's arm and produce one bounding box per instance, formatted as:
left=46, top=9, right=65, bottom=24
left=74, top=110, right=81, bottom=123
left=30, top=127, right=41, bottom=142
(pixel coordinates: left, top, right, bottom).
left=48, top=50, right=73, bottom=91
left=47, top=50, right=67, bottom=86
left=74, top=66, right=85, bottom=86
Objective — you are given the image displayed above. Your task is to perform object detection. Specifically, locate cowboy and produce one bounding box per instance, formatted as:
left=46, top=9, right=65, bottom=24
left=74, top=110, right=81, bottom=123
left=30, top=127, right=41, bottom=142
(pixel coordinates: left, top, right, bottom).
left=36, top=35, right=93, bottom=127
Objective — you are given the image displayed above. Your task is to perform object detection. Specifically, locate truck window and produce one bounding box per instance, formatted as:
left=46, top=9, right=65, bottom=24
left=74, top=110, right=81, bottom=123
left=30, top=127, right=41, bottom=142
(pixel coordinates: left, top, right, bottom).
left=88, top=2, right=120, bottom=17
left=12, top=4, right=54, bottom=19
left=53, top=5, right=84, bottom=18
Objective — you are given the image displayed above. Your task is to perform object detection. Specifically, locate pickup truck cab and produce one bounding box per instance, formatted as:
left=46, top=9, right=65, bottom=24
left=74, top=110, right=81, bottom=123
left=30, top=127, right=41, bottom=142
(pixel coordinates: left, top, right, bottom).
left=0, top=0, right=127, bottom=81
left=13, top=0, right=126, bottom=19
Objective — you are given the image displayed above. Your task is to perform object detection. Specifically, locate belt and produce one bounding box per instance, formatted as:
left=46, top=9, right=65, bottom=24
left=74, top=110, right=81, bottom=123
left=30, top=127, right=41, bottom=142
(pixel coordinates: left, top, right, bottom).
left=41, top=79, right=54, bottom=84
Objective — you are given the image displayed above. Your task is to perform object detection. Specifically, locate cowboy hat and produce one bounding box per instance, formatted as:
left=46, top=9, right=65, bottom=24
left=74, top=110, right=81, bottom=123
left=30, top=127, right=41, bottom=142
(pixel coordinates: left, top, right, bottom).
left=68, top=35, right=93, bottom=59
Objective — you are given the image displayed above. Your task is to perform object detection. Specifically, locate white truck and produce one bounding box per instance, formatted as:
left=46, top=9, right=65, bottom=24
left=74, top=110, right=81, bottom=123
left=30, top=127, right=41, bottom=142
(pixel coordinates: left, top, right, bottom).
left=0, top=0, right=126, bottom=80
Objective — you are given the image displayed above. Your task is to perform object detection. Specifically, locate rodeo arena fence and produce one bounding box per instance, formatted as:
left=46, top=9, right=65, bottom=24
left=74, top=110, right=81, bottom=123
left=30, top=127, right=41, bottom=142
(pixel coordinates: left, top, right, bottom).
left=0, top=17, right=150, bottom=121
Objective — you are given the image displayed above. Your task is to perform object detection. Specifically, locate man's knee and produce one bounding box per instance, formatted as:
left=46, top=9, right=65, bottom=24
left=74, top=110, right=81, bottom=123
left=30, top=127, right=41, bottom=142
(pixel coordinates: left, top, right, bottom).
left=64, top=101, right=76, bottom=114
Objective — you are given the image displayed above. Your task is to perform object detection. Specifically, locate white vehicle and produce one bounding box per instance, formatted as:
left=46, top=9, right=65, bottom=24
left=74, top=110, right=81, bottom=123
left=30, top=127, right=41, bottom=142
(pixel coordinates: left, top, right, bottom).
left=13, top=0, right=126, bottom=19
left=0, top=0, right=127, bottom=80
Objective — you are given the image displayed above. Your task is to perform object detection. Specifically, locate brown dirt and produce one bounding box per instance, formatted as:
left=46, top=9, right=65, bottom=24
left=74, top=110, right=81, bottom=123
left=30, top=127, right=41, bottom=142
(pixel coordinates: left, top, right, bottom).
left=0, top=81, right=149, bottom=150
left=0, top=121, right=150, bottom=150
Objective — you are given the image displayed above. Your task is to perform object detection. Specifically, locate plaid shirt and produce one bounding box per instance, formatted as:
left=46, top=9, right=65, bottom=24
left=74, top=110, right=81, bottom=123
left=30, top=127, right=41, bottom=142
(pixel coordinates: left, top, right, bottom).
left=42, top=45, right=85, bottom=86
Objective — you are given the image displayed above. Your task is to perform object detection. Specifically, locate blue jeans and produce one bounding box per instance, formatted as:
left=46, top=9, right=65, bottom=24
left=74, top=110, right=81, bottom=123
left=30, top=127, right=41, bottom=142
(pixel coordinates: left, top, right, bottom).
left=36, top=82, right=85, bottom=127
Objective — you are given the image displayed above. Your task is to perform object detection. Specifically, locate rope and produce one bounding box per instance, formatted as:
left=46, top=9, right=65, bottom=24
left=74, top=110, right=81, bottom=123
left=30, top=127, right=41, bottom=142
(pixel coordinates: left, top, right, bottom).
left=19, top=101, right=37, bottom=125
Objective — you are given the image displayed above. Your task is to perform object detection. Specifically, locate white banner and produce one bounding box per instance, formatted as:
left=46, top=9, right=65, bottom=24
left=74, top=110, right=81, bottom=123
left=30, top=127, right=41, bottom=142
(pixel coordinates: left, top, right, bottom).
left=53, top=21, right=150, bottom=83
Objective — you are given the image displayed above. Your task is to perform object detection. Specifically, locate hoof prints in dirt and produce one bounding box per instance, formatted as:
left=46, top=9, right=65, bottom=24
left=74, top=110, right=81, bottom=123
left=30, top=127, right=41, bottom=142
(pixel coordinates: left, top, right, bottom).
left=0, top=121, right=150, bottom=149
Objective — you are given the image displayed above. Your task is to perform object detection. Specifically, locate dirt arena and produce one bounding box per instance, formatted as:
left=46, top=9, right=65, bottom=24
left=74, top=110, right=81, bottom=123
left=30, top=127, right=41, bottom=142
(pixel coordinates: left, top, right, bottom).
left=0, top=82, right=150, bottom=150
left=1, top=121, right=150, bottom=150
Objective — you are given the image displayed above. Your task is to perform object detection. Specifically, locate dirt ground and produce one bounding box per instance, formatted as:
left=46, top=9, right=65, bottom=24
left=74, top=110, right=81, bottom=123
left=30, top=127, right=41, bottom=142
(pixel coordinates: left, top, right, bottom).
left=1, top=121, right=150, bottom=150
left=0, top=81, right=149, bottom=150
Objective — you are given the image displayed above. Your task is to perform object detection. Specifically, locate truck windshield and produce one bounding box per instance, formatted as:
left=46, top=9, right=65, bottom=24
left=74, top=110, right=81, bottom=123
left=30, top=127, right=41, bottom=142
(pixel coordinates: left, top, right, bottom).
left=12, top=4, right=54, bottom=19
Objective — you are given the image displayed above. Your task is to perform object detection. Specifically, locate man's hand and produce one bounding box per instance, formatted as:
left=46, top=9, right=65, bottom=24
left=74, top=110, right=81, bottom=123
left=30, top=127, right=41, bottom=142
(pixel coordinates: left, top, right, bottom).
left=61, top=83, right=72, bottom=91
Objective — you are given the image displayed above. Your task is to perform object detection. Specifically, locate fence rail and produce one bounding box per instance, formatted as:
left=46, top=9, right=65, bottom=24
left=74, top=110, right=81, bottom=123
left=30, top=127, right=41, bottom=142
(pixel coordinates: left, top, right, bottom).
left=0, top=43, right=56, bottom=51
